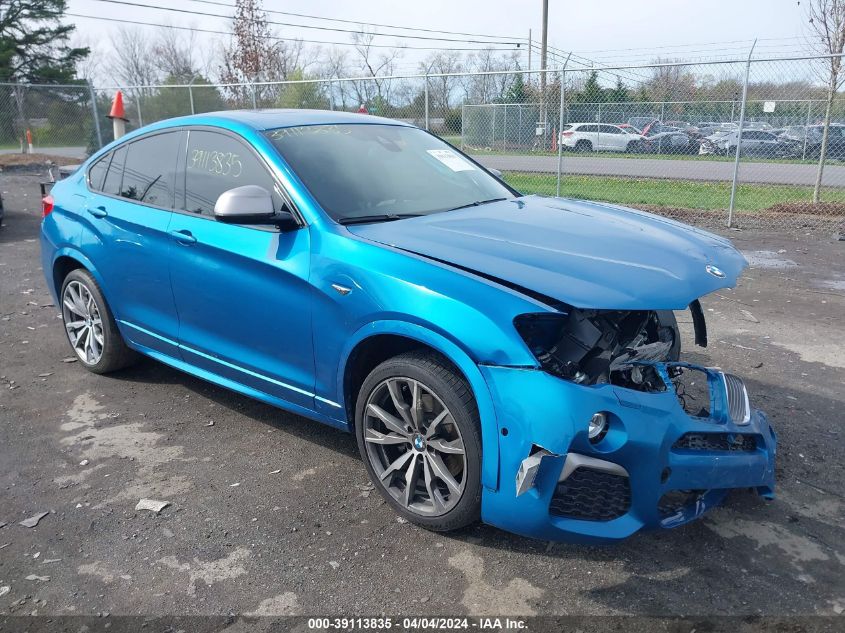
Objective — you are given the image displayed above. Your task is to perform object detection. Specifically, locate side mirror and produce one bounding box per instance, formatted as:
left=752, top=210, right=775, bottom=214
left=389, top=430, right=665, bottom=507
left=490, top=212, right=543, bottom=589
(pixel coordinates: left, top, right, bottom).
left=488, top=167, right=503, bottom=179
left=214, top=185, right=278, bottom=225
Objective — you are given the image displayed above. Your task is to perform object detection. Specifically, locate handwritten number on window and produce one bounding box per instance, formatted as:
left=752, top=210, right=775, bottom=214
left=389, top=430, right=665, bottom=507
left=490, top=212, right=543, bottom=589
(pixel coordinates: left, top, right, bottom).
left=188, top=149, right=243, bottom=178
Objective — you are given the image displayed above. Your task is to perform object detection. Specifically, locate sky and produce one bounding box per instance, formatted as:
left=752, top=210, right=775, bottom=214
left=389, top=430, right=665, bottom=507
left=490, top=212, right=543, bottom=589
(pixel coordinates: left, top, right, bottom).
left=65, top=0, right=817, bottom=84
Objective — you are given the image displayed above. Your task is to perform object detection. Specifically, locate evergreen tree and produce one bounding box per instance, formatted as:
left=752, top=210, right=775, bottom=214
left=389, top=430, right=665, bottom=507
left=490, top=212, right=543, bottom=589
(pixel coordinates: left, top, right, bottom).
left=607, top=77, right=630, bottom=103
left=504, top=73, right=528, bottom=103
left=0, top=0, right=88, bottom=145
left=0, top=0, right=88, bottom=83
left=581, top=71, right=605, bottom=104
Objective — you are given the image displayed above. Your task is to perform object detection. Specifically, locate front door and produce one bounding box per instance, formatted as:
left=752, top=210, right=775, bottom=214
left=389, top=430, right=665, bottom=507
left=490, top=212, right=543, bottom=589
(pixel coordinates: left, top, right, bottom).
left=167, top=128, right=315, bottom=410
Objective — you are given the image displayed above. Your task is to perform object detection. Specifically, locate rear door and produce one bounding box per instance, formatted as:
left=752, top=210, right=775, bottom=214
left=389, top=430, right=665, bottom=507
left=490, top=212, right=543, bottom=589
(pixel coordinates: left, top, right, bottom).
left=599, top=124, right=626, bottom=151
left=579, top=124, right=599, bottom=150
left=80, top=131, right=182, bottom=356
left=167, top=128, right=315, bottom=409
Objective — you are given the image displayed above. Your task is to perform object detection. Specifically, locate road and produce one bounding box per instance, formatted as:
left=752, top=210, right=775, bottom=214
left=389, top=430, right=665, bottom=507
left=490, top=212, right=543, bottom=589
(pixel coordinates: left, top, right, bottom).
left=0, top=146, right=86, bottom=160
left=5, top=145, right=845, bottom=188
left=1, top=174, right=844, bottom=623
left=472, top=153, right=845, bottom=187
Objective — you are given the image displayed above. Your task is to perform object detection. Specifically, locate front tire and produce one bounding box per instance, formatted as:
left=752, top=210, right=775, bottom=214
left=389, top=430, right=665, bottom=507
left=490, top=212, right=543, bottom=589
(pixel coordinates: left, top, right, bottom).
left=355, top=351, right=482, bottom=532
left=60, top=269, right=138, bottom=374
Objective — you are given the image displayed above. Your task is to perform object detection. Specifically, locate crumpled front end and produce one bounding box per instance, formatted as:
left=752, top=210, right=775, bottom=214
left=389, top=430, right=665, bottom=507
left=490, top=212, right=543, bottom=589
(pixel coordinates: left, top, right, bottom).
left=480, top=361, right=776, bottom=543
left=478, top=300, right=776, bottom=543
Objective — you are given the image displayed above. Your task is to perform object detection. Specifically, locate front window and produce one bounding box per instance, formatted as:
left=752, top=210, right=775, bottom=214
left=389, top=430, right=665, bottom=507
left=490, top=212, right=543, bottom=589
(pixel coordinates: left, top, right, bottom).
left=265, top=124, right=514, bottom=223
left=184, top=130, right=280, bottom=216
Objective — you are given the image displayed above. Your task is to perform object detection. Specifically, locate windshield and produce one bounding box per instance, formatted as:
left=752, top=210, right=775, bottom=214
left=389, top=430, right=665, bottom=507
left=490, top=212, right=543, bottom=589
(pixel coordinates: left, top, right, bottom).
left=265, top=124, right=515, bottom=222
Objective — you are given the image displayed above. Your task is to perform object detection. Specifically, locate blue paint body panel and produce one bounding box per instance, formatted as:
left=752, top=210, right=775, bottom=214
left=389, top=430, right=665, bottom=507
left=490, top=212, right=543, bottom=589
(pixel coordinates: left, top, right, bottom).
left=346, top=196, right=747, bottom=310
left=40, top=109, right=776, bottom=543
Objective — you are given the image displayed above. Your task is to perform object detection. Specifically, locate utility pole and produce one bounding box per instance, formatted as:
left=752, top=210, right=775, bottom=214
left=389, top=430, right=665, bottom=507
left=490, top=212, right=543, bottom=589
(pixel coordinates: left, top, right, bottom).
left=540, top=0, right=549, bottom=144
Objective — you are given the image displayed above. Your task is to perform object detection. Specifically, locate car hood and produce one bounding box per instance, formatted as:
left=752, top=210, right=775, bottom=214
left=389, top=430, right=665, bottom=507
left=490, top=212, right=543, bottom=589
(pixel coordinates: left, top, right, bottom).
left=346, top=196, right=747, bottom=310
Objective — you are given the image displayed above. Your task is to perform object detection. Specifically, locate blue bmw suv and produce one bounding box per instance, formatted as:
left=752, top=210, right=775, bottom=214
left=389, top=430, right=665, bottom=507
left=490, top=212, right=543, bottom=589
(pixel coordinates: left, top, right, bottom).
left=41, top=110, right=776, bottom=542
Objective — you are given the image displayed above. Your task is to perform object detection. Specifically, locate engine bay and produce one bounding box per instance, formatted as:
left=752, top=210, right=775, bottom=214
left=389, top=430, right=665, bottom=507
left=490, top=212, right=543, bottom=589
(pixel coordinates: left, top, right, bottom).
left=515, top=303, right=707, bottom=390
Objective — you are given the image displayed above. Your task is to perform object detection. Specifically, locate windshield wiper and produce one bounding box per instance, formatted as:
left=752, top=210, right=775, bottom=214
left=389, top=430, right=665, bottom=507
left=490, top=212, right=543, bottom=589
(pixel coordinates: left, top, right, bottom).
left=445, top=197, right=509, bottom=212
left=338, top=213, right=421, bottom=225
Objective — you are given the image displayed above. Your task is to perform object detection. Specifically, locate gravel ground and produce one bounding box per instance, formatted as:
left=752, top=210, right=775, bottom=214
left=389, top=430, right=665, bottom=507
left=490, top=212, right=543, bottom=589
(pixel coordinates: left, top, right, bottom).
left=0, top=174, right=843, bottom=619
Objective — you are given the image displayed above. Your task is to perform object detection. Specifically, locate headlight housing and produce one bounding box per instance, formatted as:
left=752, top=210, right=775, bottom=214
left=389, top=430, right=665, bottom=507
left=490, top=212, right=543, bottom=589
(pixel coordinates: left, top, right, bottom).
left=514, top=309, right=677, bottom=386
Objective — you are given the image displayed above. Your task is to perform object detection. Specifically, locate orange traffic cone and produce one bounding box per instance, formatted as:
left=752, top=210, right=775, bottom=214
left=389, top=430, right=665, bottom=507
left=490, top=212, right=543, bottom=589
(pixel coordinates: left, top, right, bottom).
left=107, top=90, right=129, bottom=140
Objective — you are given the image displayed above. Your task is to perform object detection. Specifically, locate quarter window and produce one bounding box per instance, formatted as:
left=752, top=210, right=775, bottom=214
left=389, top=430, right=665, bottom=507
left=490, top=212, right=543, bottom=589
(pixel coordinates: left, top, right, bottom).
left=88, top=154, right=109, bottom=191
left=102, top=145, right=126, bottom=197
left=119, top=132, right=180, bottom=207
left=184, top=130, right=277, bottom=216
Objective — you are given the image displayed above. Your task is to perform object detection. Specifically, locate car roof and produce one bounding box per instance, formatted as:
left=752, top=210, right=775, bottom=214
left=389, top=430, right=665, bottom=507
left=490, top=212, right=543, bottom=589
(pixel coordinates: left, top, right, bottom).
left=137, top=109, right=412, bottom=136
left=88, top=109, right=416, bottom=159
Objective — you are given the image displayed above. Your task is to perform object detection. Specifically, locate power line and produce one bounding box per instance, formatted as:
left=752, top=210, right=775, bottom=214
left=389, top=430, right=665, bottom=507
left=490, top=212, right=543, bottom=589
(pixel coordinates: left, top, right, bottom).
left=82, top=0, right=525, bottom=46
left=182, top=0, right=527, bottom=41
left=66, top=12, right=522, bottom=52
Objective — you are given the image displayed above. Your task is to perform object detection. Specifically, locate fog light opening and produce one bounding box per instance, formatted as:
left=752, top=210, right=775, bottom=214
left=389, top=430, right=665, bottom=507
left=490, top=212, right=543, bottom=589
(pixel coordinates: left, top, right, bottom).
left=588, top=412, right=609, bottom=444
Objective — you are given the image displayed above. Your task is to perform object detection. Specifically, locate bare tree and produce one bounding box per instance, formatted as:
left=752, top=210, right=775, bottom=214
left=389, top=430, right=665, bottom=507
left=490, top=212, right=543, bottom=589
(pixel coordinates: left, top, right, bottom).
left=805, top=0, right=845, bottom=202
left=153, top=26, right=197, bottom=82
left=271, top=39, right=306, bottom=81
left=645, top=59, right=696, bottom=102
left=320, top=47, right=351, bottom=109
left=462, top=48, right=521, bottom=103
left=71, top=32, right=106, bottom=84
left=107, top=27, right=159, bottom=93
left=351, top=30, right=402, bottom=110
left=419, top=51, right=463, bottom=116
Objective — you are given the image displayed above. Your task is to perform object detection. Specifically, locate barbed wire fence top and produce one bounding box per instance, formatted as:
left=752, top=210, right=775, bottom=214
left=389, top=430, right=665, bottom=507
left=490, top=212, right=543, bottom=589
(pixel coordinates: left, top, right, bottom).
left=4, top=53, right=845, bottom=236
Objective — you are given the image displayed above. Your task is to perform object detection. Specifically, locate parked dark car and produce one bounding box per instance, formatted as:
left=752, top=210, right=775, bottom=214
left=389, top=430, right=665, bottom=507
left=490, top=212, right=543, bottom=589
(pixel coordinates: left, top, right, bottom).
left=639, top=122, right=694, bottom=154
left=800, top=124, right=845, bottom=159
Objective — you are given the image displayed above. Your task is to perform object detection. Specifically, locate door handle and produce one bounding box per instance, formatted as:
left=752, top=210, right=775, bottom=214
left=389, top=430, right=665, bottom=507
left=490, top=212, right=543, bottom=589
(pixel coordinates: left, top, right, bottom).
left=87, top=205, right=108, bottom=218
left=168, top=229, right=197, bottom=245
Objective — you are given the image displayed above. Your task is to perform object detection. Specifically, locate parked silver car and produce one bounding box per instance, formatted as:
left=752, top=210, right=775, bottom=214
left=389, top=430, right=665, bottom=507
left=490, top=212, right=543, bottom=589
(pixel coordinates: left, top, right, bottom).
left=699, top=129, right=783, bottom=157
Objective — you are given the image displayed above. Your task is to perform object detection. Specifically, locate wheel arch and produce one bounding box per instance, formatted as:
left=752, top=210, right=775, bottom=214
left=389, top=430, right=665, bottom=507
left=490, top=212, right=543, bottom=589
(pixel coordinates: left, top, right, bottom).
left=50, top=249, right=106, bottom=302
left=339, top=321, right=501, bottom=491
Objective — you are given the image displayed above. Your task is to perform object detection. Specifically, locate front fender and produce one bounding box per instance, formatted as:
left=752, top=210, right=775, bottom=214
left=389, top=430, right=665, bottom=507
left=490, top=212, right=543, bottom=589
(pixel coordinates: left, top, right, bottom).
left=338, top=320, right=502, bottom=492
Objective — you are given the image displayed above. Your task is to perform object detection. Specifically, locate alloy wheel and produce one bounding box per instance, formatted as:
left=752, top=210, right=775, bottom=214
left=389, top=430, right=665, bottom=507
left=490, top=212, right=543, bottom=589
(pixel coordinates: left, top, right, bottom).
left=62, top=280, right=104, bottom=365
left=363, top=377, right=467, bottom=516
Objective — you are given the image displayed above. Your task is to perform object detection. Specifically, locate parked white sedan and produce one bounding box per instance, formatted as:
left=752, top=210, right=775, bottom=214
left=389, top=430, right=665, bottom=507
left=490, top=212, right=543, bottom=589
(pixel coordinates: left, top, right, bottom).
left=560, top=123, right=646, bottom=153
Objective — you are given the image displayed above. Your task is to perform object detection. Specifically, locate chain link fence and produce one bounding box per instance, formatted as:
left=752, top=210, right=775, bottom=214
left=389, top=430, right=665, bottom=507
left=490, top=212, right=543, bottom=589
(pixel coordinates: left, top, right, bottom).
left=4, top=53, right=845, bottom=236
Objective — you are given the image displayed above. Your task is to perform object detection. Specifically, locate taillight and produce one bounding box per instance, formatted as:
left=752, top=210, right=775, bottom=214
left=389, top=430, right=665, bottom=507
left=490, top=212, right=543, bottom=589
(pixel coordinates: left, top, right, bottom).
left=42, top=195, right=54, bottom=217
left=562, top=131, right=574, bottom=137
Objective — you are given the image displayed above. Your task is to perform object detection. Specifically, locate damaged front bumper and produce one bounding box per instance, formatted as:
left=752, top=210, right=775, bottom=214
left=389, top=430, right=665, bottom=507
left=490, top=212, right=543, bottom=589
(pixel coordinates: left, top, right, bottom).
left=479, top=361, right=777, bottom=543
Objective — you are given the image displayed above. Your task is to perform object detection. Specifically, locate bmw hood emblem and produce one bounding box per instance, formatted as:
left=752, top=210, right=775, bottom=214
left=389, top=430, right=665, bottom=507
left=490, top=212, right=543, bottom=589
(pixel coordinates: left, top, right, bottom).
left=706, top=264, right=726, bottom=278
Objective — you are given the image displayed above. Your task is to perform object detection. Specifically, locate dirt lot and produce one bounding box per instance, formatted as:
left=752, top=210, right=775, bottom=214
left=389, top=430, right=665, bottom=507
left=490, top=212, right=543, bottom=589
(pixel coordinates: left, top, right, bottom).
left=1, top=173, right=844, bottom=620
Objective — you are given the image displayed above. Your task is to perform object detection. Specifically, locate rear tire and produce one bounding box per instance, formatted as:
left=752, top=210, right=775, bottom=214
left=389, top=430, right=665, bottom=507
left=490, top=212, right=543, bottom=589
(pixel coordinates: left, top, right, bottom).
left=574, top=139, right=593, bottom=153
left=355, top=350, right=482, bottom=532
left=60, top=269, right=139, bottom=374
